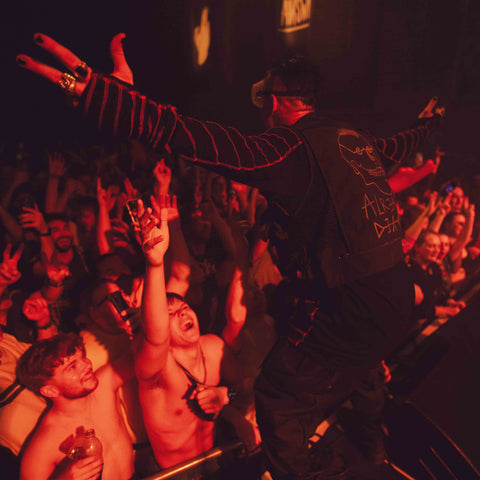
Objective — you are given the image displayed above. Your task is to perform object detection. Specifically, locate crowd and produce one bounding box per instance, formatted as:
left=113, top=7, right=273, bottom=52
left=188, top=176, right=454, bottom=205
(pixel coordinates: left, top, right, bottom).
left=0, top=139, right=277, bottom=479
left=1, top=134, right=478, bottom=479
left=2, top=32, right=479, bottom=480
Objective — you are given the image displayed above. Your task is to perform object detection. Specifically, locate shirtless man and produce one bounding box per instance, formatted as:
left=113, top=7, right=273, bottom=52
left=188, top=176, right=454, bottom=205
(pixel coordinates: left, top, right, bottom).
left=16, top=333, right=134, bottom=480
left=135, top=199, right=240, bottom=468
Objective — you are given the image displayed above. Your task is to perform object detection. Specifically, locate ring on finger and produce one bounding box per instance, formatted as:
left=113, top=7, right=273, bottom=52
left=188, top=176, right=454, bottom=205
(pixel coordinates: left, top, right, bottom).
left=58, top=73, right=77, bottom=96
left=74, top=61, right=89, bottom=79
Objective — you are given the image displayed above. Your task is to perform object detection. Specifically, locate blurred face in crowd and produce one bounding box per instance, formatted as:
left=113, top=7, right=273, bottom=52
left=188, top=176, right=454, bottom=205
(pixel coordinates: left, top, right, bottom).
left=438, top=233, right=451, bottom=262
left=78, top=207, right=96, bottom=232
left=49, top=219, right=73, bottom=252
left=445, top=214, right=466, bottom=239
left=211, top=176, right=228, bottom=209
left=450, top=187, right=464, bottom=213
left=415, top=232, right=440, bottom=267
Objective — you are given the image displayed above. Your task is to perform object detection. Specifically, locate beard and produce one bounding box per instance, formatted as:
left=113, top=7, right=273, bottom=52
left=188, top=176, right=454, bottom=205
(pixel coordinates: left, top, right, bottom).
left=55, top=236, right=73, bottom=252
left=62, top=375, right=99, bottom=399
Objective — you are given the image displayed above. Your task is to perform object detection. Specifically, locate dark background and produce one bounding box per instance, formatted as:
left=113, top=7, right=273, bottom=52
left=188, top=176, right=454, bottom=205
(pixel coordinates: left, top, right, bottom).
left=2, top=0, right=480, bottom=184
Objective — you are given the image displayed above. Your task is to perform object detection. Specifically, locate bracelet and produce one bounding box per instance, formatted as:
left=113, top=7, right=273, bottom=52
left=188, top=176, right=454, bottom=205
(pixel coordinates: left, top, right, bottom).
left=48, top=281, right=64, bottom=288
left=37, top=319, right=54, bottom=330
left=39, top=229, right=51, bottom=237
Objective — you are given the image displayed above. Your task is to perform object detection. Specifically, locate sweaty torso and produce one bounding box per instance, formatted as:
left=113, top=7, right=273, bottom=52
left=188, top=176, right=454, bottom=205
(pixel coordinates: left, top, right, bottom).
left=139, top=335, right=222, bottom=469
left=20, top=377, right=134, bottom=480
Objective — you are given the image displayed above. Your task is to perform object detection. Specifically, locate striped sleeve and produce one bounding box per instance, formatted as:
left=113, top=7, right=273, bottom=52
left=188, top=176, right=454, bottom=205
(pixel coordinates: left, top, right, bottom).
left=374, top=117, right=438, bottom=164
left=81, top=73, right=303, bottom=171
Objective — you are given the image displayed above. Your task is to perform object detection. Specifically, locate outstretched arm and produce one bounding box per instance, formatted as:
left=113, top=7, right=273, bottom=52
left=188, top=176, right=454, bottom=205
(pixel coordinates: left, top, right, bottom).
left=375, top=97, right=444, bottom=165
left=17, top=34, right=302, bottom=186
left=387, top=159, right=438, bottom=193
left=134, top=197, right=171, bottom=382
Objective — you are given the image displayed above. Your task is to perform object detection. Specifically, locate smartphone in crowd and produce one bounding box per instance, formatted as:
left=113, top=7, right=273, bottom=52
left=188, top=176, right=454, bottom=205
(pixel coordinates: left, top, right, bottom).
left=108, top=291, right=130, bottom=318
left=125, top=199, right=140, bottom=226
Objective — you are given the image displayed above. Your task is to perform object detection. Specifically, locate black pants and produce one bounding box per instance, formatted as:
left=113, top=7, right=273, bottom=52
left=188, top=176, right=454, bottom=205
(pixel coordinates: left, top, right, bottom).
left=254, top=338, right=386, bottom=479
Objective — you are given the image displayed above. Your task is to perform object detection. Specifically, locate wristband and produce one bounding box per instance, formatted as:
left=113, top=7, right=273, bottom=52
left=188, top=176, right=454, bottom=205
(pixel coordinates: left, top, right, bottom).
left=39, top=229, right=51, bottom=237
left=227, top=386, right=237, bottom=404
left=37, top=319, right=54, bottom=330
left=48, top=281, right=64, bottom=288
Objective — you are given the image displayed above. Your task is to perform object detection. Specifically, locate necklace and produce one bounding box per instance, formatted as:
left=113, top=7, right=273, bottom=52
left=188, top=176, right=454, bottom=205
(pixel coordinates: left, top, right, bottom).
left=175, top=344, right=207, bottom=386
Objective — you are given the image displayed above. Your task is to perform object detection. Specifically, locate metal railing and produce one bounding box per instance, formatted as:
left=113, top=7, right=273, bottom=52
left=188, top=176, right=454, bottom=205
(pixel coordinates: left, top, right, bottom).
left=141, top=441, right=246, bottom=480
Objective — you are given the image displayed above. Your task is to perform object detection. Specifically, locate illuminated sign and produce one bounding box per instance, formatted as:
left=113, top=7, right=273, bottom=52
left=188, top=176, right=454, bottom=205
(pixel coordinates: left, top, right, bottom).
left=193, top=6, right=211, bottom=67
left=279, top=0, right=312, bottom=33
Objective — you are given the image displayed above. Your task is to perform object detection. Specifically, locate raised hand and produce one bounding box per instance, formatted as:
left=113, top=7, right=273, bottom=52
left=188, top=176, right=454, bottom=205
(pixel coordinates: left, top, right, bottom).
left=117, top=178, right=139, bottom=218
left=0, top=244, right=24, bottom=287
left=124, top=178, right=139, bottom=201
left=64, top=178, right=84, bottom=198
left=48, top=152, right=66, bottom=178
left=96, top=178, right=117, bottom=213
left=466, top=201, right=475, bottom=219
left=418, top=96, right=446, bottom=119
left=153, top=194, right=179, bottom=223
left=23, top=291, right=50, bottom=324
left=153, top=158, right=172, bottom=196
left=434, top=147, right=445, bottom=169
left=426, top=191, right=439, bottom=216
left=463, top=196, right=475, bottom=218
left=18, top=204, right=49, bottom=234
left=109, top=33, right=134, bottom=85
left=193, top=6, right=211, bottom=67
left=12, top=167, right=30, bottom=188
left=138, top=198, right=169, bottom=267
left=437, top=192, right=452, bottom=217
left=17, top=33, right=133, bottom=102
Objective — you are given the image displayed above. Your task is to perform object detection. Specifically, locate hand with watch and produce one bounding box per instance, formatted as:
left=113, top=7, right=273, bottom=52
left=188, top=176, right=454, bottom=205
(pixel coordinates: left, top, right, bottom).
left=23, top=291, right=57, bottom=339
left=193, top=384, right=237, bottom=416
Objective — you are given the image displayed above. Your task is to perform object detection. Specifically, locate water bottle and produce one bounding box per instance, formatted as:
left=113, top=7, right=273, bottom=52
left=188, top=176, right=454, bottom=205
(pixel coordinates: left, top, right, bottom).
left=68, top=428, right=103, bottom=477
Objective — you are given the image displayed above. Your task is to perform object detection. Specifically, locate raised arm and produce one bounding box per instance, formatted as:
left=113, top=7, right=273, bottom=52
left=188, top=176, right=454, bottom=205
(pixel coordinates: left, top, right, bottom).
left=0, top=244, right=23, bottom=298
left=45, top=152, right=66, bottom=213
left=450, top=203, right=475, bottom=265
left=403, top=192, right=438, bottom=245
left=96, top=177, right=115, bottom=255
left=18, top=204, right=55, bottom=261
left=153, top=161, right=191, bottom=297
left=134, top=197, right=170, bottom=382
left=429, top=193, right=452, bottom=233
left=375, top=97, right=444, bottom=165
left=222, top=267, right=247, bottom=353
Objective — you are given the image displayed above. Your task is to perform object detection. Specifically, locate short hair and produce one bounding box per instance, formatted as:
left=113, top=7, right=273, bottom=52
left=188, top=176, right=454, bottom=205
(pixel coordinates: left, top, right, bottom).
left=267, top=55, right=322, bottom=107
left=166, top=292, right=186, bottom=306
left=415, top=229, right=439, bottom=248
left=16, top=334, right=85, bottom=395
left=76, top=196, right=98, bottom=214
left=440, top=212, right=465, bottom=233
left=45, top=212, right=71, bottom=225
